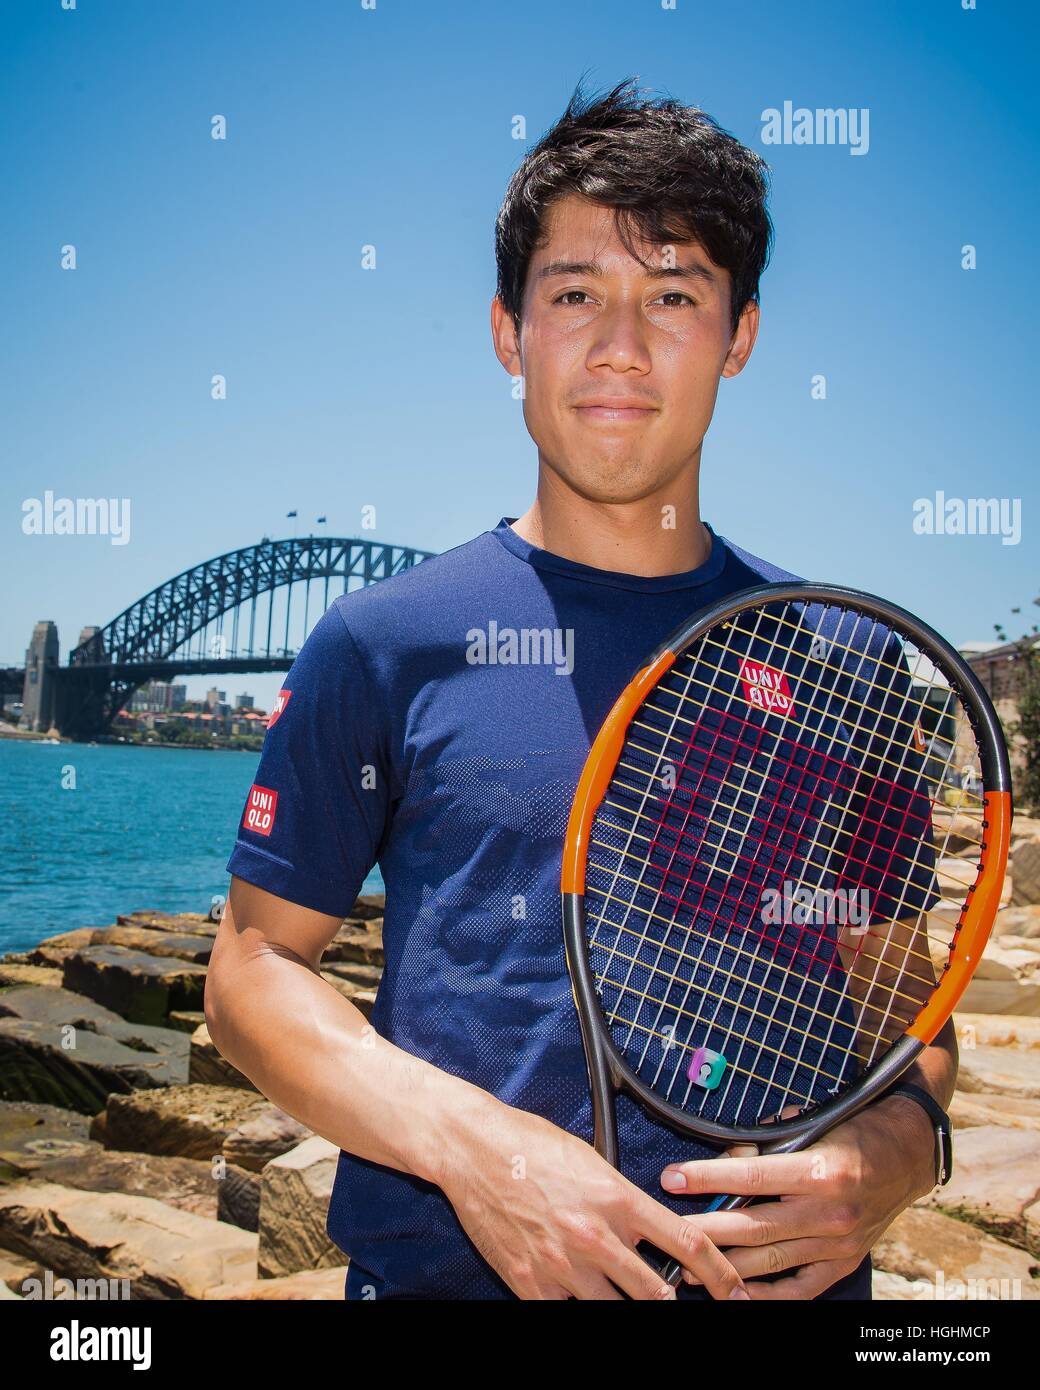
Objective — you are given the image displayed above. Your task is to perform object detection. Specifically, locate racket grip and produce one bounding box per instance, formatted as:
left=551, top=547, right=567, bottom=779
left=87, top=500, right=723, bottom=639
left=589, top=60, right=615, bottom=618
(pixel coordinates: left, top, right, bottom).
left=637, top=1239, right=683, bottom=1287
left=704, top=1192, right=753, bottom=1213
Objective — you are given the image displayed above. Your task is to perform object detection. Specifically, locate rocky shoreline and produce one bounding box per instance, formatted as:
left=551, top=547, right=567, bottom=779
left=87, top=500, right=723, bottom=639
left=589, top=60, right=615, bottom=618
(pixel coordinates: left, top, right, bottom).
left=1, top=834, right=1040, bottom=1299
left=0, top=899, right=384, bottom=1300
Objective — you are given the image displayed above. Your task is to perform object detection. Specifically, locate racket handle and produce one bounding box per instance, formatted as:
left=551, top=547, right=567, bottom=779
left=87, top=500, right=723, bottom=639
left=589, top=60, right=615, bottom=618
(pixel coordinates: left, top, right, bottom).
left=704, top=1192, right=753, bottom=1213
left=637, top=1240, right=683, bottom=1287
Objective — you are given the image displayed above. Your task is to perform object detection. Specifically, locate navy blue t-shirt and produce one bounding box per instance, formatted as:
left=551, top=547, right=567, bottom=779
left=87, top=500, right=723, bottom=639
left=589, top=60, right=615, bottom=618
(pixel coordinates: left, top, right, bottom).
left=227, top=518, right=880, bottom=1300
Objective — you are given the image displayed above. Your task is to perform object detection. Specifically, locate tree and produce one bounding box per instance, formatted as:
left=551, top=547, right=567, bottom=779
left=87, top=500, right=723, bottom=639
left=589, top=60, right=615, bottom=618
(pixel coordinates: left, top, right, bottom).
left=1010, top=629, right=1040, bottom=812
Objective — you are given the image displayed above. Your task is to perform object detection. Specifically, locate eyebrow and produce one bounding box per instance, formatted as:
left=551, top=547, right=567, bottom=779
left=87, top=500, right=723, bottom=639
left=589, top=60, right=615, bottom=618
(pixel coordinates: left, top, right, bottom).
left=534, top=257, right=719, bottom=287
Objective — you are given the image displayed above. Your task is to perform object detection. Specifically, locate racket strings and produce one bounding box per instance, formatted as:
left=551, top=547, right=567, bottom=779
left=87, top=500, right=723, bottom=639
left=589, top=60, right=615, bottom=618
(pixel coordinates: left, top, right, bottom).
left=703, top=604, right=984, bottom=756
left=585, top=891, right=929, bottom=1055
left=610, top=737, right=944, bottom=928
left=622, top=649, right=976, bottom=954
left=587, top=827, right=939, bottom=984
left=606, top=733, right=972, bottom=960
left=584, top=598, right=984, bottom=1127
left=641, top=646, right=986, bottom=817
left=592, top=600, right=865, bottom=1120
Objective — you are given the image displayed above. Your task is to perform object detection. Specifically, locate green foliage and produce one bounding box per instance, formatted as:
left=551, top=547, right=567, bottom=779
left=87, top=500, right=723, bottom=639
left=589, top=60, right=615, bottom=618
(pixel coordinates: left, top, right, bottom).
left=1010, top=635, right=1040, bottom=812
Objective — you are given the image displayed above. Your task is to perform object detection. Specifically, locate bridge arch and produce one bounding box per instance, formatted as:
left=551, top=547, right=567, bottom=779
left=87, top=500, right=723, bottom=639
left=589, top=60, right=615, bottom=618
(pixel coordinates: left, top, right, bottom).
left=56, top=535, right=433, bottom=737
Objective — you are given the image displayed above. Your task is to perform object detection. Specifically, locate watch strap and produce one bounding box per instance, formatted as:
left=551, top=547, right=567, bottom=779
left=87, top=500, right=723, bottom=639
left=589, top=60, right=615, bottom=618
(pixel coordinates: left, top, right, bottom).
left=886, top=1081, right=953, bottom=1186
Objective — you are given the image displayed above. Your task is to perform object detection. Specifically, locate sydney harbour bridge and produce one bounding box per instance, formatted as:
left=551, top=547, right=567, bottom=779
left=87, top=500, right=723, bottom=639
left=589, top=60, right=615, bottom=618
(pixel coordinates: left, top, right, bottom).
left=7, top=536, right=434, bottom=740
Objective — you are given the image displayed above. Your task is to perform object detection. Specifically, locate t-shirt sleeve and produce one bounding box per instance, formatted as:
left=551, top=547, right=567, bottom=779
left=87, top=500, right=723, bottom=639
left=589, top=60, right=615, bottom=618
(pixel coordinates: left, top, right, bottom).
left=225, top=603, right=393, bottom=917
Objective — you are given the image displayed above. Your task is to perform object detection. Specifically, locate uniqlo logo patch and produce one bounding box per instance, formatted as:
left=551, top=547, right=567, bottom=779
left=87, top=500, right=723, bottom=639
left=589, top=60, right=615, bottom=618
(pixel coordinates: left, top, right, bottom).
left=267, top=689, right=292, bottom=728
left=739, top=658, right=794, bottom=716
left=243, top=784, right=278, bottom=837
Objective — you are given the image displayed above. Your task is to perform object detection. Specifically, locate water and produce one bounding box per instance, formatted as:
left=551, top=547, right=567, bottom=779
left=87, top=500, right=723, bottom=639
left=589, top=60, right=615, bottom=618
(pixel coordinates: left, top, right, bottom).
left=0, top=740, right=383, bottom=955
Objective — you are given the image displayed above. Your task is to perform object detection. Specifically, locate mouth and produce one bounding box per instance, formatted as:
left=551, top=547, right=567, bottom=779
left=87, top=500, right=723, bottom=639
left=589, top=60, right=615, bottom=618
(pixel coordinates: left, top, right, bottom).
left=572, top=402, right=658, bottom=424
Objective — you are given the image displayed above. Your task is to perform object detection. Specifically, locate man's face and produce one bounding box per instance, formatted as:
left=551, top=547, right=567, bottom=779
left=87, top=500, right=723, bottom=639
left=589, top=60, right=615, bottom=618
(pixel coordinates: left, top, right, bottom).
left=493, top=194, right=758, bottom=505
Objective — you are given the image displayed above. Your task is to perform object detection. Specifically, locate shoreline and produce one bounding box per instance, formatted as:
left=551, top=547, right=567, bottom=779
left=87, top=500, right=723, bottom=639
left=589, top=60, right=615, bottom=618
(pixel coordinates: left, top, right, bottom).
left=0, top=730, right=261, bottom=753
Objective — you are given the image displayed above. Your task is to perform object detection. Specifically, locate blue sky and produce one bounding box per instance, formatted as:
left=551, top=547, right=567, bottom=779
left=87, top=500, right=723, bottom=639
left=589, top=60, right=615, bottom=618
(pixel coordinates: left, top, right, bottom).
left=1, top=0, right=1035, bottom=713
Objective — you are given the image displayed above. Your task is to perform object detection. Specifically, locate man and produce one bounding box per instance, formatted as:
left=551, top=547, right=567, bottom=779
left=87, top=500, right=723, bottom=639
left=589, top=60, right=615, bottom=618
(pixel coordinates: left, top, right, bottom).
left=207, top=79, right=954, bottom=1300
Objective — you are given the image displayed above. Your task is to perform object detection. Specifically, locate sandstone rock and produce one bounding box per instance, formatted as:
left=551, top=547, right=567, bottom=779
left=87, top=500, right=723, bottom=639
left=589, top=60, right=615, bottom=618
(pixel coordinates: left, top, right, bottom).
left=116, top=910, right=216, bottom=937
left=1001, top=936, right=1040, bottom=957
left=30, top=1149, right=219, bottom=1219
left=954, top=1013, right=1040, bottom=1049
left=0, top=1102, right=98, bottom=1181
left=168, top=1010, right=205, bottom=1034
left=923, top=1125, right=1040, bottom=1252
left=958, top=980, right=1040, bottom=1015
left=0, top=987, right=188, bottom=1112
left=62, top=946, right=206, bottom=1025
left=216, top=1164, right=260, bottom=1232
left=94, top=1084, right=273, bottom=1160
left=21, top=927, right=102, bottom=967
left=0, top=1245, right=39, bottom=1293
left=958, top=941, right=1040, bottom=1013
left=1026, top=1202, right=1040, bottom=1254
left=189, top=1022, right=257, bottom=1091
left=257, top=1136, right=343, bottom=1278
left=204, top=1266, right=347, bottom=1300
left=955, top=1044, right=1040, bottom=1099
left=221, top=1106, right=312, bottom=1173
left=997, top=906, right=1040, bottom=939
left=93, top=925, right=212, bottom=965
left=349, top=895, right=385, bottom=922
left=323, top=926, right=384, bottom=968
left=0, top=1182, right=257, bottom=1299
left=950, top=1092, right=1040, bottom=1131
left=974, top=945, right=1040, bottom=980
left=0, top=984, right=189, bottom=1056
left=1011, top=840, right=1040, bottom=907
left=874, top=1206, right=1040, bottom=1298
left=871, top=1269, right=930, bottom=1300
left=0, top=963, right=62, bottom=990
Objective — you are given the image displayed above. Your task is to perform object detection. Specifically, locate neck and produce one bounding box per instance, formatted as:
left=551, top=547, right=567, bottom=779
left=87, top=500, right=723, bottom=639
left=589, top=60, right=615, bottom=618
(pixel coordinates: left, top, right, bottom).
left=511, top=461, right=711, bottom=578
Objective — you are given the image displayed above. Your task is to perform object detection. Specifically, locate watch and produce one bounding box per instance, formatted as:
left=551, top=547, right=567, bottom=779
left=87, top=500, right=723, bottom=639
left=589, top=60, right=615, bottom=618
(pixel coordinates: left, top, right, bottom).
left=885, top=1082, right=953, bottom=1187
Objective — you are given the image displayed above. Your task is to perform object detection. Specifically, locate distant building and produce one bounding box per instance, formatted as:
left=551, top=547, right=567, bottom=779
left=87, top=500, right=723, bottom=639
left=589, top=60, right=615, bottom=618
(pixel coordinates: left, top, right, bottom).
left=205, top=687, right=227, bottom=711
left=235, top=693, right=254, bottom=710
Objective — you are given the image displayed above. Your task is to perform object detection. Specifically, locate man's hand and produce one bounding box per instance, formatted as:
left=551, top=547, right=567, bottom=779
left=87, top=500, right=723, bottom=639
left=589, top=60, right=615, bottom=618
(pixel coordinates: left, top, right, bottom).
left=438, top=1094, right=752, bottom=1301
left=658, top=1093, right=937, bottom=1300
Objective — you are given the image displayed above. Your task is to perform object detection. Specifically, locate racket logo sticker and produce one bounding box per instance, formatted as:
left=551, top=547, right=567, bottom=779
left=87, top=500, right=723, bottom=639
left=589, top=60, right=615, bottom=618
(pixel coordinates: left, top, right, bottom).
left=687, top=1046, right=727, bottom=1091
left=738, top=658, right=794, bottom=716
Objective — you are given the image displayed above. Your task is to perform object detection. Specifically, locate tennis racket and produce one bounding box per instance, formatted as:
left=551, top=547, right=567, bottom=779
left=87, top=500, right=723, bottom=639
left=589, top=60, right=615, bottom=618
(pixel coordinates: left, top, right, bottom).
left=561, top=582, right=1011, bottom=1287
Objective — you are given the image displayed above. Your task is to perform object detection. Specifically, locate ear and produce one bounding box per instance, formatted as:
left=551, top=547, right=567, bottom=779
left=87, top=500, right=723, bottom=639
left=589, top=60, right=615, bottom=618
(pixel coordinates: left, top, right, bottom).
left=490, top=296, right=523, bottom=376
left=721, top=299, right=760, bottom=379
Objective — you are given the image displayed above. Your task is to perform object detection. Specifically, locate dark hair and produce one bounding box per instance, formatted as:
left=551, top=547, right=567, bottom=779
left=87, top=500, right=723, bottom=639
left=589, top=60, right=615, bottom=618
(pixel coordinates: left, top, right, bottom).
left=495, top=77, right=772, bottom=336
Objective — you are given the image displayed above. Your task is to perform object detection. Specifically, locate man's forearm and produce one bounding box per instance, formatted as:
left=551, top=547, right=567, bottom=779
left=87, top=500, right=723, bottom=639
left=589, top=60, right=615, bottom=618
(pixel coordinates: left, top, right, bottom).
left=896, top=1015, right=958, bottom=1108
left=205, top=935, right=497, bottom=1189
left=869, top=1016, right=958, bottom=1199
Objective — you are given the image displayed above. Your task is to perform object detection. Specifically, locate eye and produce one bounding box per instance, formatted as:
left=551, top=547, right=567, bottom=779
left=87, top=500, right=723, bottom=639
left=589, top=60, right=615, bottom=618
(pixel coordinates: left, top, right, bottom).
left=555, top=290, right=595, bottom=306
left=652, top=291, right=696, bottom=308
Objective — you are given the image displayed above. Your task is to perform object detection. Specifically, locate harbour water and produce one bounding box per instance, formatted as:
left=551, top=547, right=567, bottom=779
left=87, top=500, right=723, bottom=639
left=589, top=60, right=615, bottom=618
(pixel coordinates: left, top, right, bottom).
left=0, top=740, right=383, bottom=955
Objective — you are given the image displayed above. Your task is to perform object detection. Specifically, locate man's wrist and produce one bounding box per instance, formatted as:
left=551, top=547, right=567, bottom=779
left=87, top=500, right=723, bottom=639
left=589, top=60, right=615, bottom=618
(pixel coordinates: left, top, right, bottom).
left=873, top=1091, right=942, bottom=1199
left=410, top=1073, right=504, bottom=1190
